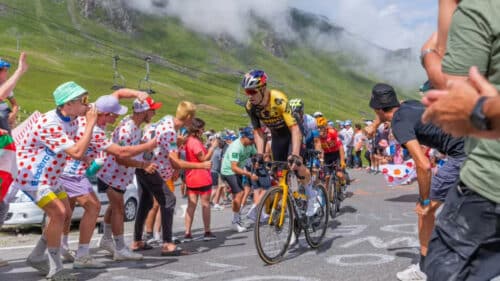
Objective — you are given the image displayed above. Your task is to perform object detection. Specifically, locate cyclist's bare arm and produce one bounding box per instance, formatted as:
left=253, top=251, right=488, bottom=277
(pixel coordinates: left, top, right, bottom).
left=253, top=128, right=265, bottom=154
left=289, top=124, right=302, bottom=156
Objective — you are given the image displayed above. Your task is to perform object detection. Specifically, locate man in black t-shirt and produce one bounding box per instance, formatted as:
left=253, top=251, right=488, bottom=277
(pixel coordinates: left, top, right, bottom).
left=367, top=83, right=466, bottom=281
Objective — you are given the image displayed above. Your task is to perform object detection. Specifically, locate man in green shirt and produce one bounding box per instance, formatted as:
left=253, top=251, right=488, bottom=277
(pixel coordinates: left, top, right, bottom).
left=420, top=1, right=500, bottom=280
left=220, top=127, right=258, bottom=233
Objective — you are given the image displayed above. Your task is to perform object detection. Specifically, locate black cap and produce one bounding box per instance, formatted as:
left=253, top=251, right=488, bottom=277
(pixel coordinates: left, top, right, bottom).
left=369, top=83, right=400, bottom=109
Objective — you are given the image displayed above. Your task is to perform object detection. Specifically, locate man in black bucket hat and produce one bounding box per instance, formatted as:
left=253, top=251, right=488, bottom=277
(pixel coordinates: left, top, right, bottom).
left=367, top=83, right=466, bottom=281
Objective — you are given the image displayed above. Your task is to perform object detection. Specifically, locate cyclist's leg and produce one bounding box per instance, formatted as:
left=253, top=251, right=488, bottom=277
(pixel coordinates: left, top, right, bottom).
left=271, top=133, right=291, bottom=162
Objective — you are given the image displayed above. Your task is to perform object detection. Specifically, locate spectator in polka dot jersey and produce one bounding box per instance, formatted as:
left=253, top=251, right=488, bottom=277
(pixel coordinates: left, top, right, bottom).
left=96, top=96, right=161, bottom=262
left=58, top=90, right=157, bottom=269
left=131, top=101, right=211, bottom=256
left=10, top=81, right=97, bottom=280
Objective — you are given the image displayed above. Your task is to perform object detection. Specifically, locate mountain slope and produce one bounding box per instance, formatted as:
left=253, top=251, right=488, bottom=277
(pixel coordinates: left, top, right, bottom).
left=0, top=0, right=415, bottom=129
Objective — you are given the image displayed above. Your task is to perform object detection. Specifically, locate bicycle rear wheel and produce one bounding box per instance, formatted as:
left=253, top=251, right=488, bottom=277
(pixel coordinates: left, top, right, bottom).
left=254, top=186, right=294, bottom=264
left=304, top=184, right=329, bottom=248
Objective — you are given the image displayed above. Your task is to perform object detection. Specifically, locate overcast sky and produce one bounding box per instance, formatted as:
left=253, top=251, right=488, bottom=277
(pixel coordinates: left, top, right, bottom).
left=290, top=0, right=438, bottom=50
left=123, top=0, right=438, bottom=86
left=126, top=0, right=438, bottom=51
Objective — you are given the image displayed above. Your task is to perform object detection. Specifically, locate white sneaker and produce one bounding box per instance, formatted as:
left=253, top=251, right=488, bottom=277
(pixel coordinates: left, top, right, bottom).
left=73, top=255, right=106, bottom=269
left=288, top=232, right=297, bottom=246
left=212, top=204, right=224, bottom=211
left=61, top=248, right=75, bottom=263
left=98, top=237, right=115, bottom=255
left=260, top=213, right=270, bottom=223
left=396, top=264, right=427, bottom=281
left=306, top=197, right=320, bottom=217
left=113, top=247, right=143, bottom=261
left=231, top=221, right=247, bottom=233
left=246, top=206, right=257, bottom=222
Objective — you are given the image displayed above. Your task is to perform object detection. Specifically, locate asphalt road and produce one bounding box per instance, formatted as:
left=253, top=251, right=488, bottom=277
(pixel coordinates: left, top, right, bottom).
left=0, top=170, right=422, bottom=281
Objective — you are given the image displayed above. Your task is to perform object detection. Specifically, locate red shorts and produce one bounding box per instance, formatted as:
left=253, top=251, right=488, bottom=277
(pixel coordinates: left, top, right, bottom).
left=187, top=185, right=212, bottom=196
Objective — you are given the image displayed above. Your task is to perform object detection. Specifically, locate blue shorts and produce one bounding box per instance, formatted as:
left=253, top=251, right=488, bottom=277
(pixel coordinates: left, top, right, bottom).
left=430, top=155, right=466, bottom=202
left=250, top=166, right=272, bottom=190
left=211, top=172, right=219, bottom=186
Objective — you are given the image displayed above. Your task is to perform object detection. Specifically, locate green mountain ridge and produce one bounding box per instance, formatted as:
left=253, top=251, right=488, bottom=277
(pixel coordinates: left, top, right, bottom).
left=0, top=0, right=416, bottom=130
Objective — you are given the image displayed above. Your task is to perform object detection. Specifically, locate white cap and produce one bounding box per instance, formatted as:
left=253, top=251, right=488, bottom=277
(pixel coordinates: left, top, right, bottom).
left=95, top=95, right=128, bottom=115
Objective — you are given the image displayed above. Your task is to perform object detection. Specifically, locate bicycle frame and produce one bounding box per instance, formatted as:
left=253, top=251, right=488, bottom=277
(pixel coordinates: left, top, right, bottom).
left=269, top=168, right=289, bottom=227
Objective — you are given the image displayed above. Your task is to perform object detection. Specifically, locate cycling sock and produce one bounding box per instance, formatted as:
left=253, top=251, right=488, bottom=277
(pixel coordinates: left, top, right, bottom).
left=247, top=204, right=256, bottom=214
left=113, top=235, right=126, bottom=251
left=30, top=234, right=47, bottom=259
left=154, top=232, right=161, bottom=241
left=76, top=244, right=90, bottom=258
left=144, top=232, right=153, bottom=241
left=47, top=247, right=63, bottom=276
left=103, top=223, right=112, bottom=240
left=61, top=235, right=69, bottom=250
left=305, top=182, right=316, bottom=199
left=232, top=212, right=241, bottom=224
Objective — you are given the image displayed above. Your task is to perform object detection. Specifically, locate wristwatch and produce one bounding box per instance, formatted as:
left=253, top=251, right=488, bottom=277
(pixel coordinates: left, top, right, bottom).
left=420, top=48, right=436, bottom=67
left=418, top=197, right=430, bottom=207
left=470, top=96, right=491, bottom=131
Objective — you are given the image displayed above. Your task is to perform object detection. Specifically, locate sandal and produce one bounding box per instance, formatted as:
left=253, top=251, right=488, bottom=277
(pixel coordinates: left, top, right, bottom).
left=161, top=247, right=190, bottom=256
left=131, top=242, right=154, bottom=252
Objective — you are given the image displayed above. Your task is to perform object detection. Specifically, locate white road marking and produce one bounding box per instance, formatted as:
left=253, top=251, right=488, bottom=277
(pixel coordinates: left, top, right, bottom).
left=229, top=276, right=321, bottom=281
left=327, top=253, right=395, bottom=266
left=326, top=224, right=368, bottom=238
left=340, top=236, right=419, bottom=249
left=380, top=223, right=417, bottom=235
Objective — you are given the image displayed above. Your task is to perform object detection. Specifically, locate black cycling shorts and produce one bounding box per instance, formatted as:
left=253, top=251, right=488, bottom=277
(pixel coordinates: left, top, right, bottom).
left=324, top=151, right=340, bottom=175
left=271, top=133, right=292, bottom=162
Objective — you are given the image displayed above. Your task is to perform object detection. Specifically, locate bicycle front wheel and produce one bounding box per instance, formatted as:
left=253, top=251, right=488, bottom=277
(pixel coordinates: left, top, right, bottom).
left=254, top=186, right=294, bottom=264
left=305, top=184, right=329, bottom=248
left=328, top=178, right=338, bottom=218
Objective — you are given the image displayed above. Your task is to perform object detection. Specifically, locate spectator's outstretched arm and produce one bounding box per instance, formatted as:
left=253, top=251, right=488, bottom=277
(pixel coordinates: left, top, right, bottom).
left=0, top=52, right=28, bottom=100
left=111, top=88, right=149, bottom=101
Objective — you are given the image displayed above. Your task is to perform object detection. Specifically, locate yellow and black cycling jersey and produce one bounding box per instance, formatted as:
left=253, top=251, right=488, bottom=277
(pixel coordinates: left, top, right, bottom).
left=246, top=89, right=297, bottom=135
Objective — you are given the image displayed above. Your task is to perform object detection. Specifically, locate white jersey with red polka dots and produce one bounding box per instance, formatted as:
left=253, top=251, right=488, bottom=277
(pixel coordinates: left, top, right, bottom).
left=142, top=115, right=178, bottom=181
left=15, top=110, right=77, bottom=191
left=97, top=115, right=142, bottom=189
left=63, top=117, right=112, bottom=176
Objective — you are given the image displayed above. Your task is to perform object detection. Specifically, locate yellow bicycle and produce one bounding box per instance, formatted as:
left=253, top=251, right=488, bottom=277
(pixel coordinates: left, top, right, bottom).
left=253, top=161, right=329, bottom=264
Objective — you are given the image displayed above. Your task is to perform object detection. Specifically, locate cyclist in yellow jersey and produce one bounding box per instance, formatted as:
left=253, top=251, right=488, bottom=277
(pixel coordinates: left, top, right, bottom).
left=243, top=70, right=301, bottom=162
left=242, top=70, right=320, bottom=222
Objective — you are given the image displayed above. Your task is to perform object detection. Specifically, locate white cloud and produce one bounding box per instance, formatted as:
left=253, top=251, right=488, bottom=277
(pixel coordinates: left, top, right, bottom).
left=122, top=0, right=437, bottom=86
left=291, top=0, right=436, bottom=51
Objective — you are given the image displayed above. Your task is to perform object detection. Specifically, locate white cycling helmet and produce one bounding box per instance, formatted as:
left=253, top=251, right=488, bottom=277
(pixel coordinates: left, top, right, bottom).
left=313, top=111, right=323, bottom=118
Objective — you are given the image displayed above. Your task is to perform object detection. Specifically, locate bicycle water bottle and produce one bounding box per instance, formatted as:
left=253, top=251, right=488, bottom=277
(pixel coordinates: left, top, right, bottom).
left=85, top=158, right=104, bottom=177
